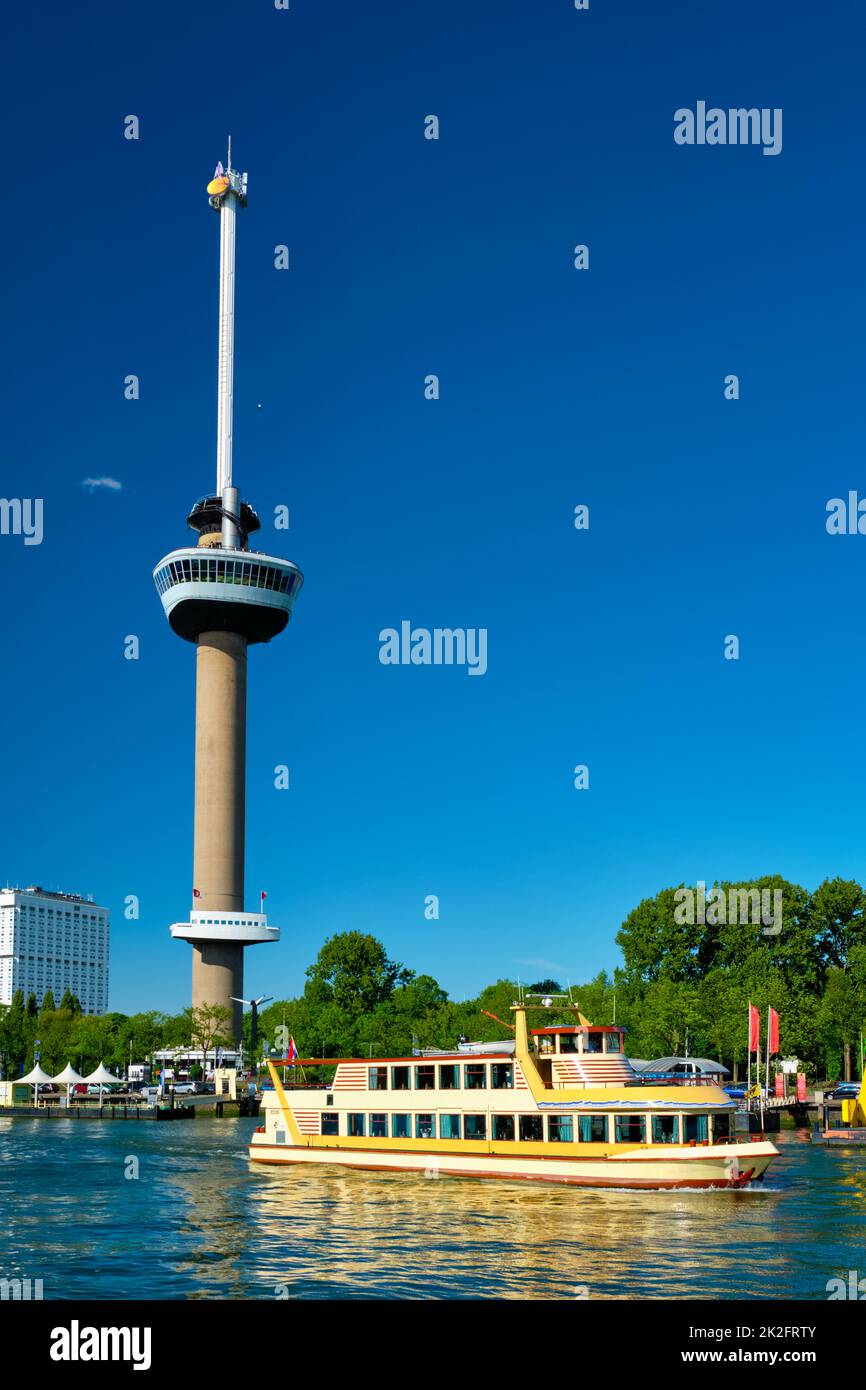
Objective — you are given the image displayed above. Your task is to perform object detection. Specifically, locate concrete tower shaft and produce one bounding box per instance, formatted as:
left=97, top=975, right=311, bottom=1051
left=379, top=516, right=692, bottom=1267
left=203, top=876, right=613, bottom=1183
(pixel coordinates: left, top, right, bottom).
left=193, top=630, right=247, bottom=914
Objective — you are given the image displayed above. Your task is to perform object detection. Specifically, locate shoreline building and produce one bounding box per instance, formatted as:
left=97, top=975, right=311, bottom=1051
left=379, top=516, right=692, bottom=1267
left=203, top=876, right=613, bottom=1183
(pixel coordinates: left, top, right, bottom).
left=0, top=886, right=109, bottom=1014
left=153, top=148, right=303, bottom=1043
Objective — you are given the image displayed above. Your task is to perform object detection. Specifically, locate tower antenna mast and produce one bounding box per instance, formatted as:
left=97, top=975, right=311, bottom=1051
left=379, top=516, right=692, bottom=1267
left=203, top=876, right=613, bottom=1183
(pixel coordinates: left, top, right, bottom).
left=209, top=138, right=248, bottom=544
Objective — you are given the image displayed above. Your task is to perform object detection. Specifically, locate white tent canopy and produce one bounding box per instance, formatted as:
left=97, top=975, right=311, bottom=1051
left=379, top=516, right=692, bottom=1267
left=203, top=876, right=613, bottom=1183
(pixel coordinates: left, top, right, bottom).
left=53, top=1063, right=85, bottom=1085
left=18, top=1064, right=55, bottom=1085
left=82, top=1063, right=122, bottom=1085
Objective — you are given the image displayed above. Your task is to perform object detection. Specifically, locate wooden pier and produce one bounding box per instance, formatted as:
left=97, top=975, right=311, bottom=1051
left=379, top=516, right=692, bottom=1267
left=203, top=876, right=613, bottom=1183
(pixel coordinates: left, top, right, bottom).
left=0, top=1096, right=259, bottom=1121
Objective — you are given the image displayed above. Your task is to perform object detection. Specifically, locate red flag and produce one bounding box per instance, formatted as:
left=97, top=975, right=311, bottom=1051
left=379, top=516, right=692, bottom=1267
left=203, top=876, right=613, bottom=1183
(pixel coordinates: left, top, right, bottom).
left=748, top=1003, right=760, bottom=1052
left=796, top=1072, right=807, bottom=1103
left=287, top=1035, right=298, bottom=1063
left=774, top=1073, right=785, bottom=1099
left=768, top=1007, right=780, bottom=1055
left=260, top=890, right=267, bottom=905
left=192, top=888, right=201, bottom=899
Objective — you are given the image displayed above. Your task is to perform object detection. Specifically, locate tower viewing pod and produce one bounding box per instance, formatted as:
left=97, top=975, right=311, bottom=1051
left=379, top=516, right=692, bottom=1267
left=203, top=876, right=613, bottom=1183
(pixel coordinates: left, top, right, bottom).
left=153, top=148, right=303, bottom=1043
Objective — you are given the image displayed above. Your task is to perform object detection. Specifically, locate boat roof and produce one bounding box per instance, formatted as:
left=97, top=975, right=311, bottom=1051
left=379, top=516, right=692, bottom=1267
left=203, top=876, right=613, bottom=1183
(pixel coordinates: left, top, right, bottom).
left=632, top=1057, right=730, bottom=1076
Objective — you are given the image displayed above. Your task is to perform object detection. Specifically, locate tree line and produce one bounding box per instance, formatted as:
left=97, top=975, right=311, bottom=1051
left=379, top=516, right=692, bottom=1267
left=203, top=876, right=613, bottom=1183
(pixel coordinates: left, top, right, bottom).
left=1, top=875, right=863, bottom=1082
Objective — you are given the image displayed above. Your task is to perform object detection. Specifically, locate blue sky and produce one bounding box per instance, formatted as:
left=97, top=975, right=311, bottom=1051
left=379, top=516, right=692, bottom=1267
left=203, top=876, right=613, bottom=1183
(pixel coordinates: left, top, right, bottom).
left=2, top=0, right=864, bottom=1015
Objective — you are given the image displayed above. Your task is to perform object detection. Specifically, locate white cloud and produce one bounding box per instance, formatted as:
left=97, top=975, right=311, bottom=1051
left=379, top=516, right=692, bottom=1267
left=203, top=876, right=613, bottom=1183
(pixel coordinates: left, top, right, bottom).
left=81, top=477, right=123, bottom=492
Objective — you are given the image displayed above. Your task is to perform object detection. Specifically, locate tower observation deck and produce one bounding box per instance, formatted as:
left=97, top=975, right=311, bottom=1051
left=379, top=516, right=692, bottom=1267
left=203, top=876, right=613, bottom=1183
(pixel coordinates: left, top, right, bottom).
left=153, top=146, right=303, bottom=1043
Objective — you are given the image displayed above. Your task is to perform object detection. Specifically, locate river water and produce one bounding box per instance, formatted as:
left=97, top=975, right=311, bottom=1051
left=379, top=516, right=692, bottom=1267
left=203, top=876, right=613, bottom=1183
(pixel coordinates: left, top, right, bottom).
left=1, top=1118, right=864, bottom=1300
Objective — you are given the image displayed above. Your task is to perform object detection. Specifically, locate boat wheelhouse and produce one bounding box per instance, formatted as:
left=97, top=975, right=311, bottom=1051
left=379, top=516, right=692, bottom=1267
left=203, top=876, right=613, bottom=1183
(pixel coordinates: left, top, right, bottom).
left=249, top=1004, right=778, bottom=1189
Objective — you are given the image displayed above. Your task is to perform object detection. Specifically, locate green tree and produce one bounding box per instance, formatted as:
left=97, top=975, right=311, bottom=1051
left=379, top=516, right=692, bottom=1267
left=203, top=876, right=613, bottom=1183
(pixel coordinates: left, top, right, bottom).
left=186, top=1004, right=233, bottom=1067
left=304, top=933, right=412, bottom=1016
left=811, top=877, right=866, bottom=969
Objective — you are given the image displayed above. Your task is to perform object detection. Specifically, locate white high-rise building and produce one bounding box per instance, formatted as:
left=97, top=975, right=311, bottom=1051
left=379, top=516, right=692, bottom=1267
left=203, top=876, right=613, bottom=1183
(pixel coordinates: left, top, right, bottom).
left=0, top=886, right=109, bottom=1014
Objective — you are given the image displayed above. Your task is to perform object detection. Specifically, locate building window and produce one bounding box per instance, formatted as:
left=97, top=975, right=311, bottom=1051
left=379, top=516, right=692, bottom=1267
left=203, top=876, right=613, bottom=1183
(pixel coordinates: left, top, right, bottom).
left=415, top=1114, right=435, bottom=1139
left=320, top=1114, right=339, bottom=1136
left=347, top=1114, right=366, bottom=1138
left=577, top=1114, right=609, bottom=1143
left=391, top=1066, right=410, bottom=1091
left=414, top=1065, right=435, bottom=1091
left=683, top=1114, right=709, bottom=1144
left=369, top=1113, right=388, bottom=1138
left=391, top=1113, right=411, bottom=1139
left=651, top=1114, right=679, bottom=1145
left=491, top=1063, right=513, bottom=1089
left=438, top=1064, right=460, bottom=1090
left=464, top=1063, right=487, bottom=1090
left=368, top=1066, right=388, bottom=1091
left=492, top=1114, right=515, bottom=1142
left=464, top=1114, right=486, bottom=1140
left=614, top=1115, right=646, bottom=1144
left=439, top=1114, right=461, bottom=1139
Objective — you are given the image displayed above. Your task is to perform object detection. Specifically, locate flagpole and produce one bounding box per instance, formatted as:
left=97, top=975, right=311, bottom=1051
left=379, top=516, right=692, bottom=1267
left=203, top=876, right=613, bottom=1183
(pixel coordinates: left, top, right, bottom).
left=757, top=1012, right=764, bottom=1133
left=765, top=1007, right=771, bottom=1097
left=747, top=1000, right=752, bottom=1097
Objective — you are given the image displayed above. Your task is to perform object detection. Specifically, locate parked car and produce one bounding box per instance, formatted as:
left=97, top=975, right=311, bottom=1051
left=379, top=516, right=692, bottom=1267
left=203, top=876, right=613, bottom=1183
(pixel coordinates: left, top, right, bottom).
left=723, top=1085, right=746, bottom=1100
left=825, top=1081, right=861, bottom=1100
left=170, top=1082, right=196, bottom=1094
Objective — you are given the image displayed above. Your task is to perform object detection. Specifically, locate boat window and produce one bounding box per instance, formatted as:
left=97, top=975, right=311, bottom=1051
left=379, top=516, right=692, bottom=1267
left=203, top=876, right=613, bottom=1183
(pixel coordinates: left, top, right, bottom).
left=369, top=1113, right=388, bottom=1138
left=464, top=1063, right=487, bottom=1090
left=713, top=1113, right=732, bottom=1141
left=415, top=1113, right=435, bottom=1139
left=518, top=1115, right=543, bottom=1142
left=559, top=1033, right=579, bottom=1053
left=615, top=1114, right=647, bottom=1144
left=606, top=1033, right=622, bottom=1054
left=391, top=1114, right=411, bottom=1138
left=391, top=1066, right=410, bottom=1091
left=578, top=1114, right=608, bottom=1143
left=415, top=1065, right=435, bottom=1090
left=651, top=1114, right=679, bottom=1145
left=585, top=1032, right=604, bottom=1054
left=348, top=1113, right=366, bottom=1137
left=440, top=1114, right=461, bottom=1139
left=438, top=1064, right=460, bottom=1090
left=368, top=1066, right=388, bottom=1091
left=491, top=1063, right=513, bottom=1089
left=464, top=1115, right=487, bottom=1140
left=548, top=1115, right=574, bottom=1142
left=320, top=1114, right=339, bottom=1137
left=684, top=1114, right=709, bottom=1143
left=492, top=1115, right=515, bottom=1142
